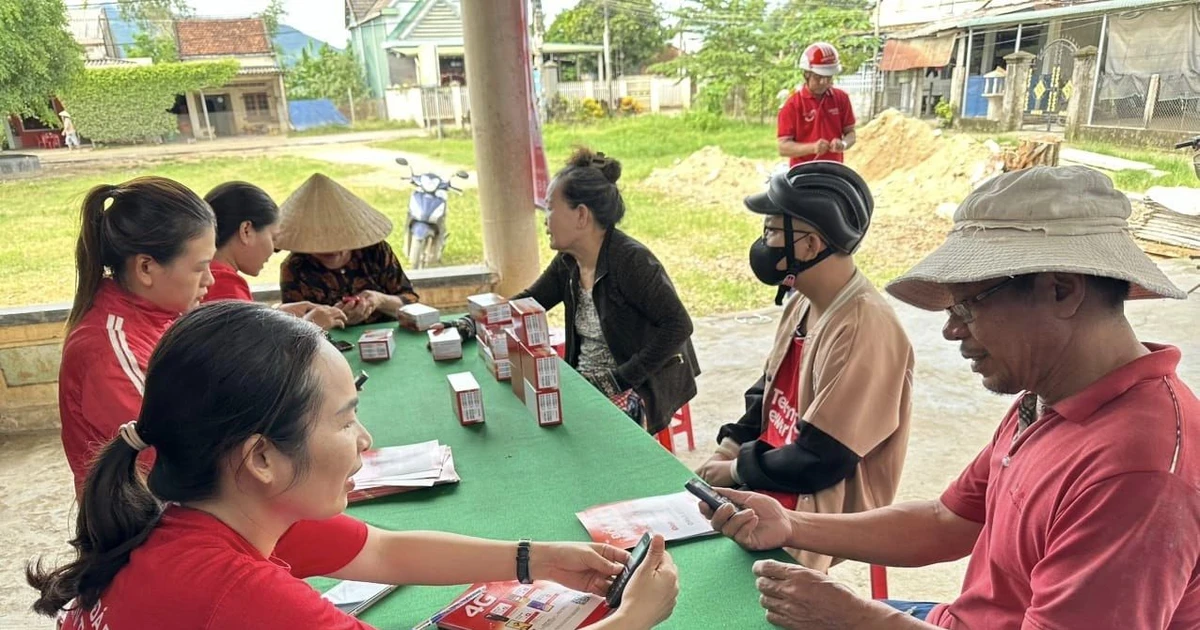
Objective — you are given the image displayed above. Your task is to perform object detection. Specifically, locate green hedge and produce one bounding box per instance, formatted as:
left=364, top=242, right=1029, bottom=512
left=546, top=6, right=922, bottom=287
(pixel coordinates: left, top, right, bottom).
left=62, top=61, right=239, bottom=144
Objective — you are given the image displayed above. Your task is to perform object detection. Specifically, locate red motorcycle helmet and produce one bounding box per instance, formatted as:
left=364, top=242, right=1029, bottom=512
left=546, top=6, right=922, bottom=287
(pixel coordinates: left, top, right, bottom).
left=799, top=42, right=842, bottom=77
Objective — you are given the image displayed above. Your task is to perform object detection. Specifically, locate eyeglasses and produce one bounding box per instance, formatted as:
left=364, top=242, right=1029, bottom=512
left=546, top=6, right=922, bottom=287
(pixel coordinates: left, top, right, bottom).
left=946, top=276, right=1017, bottom=324
left=762, top=226, right=814, bottom=242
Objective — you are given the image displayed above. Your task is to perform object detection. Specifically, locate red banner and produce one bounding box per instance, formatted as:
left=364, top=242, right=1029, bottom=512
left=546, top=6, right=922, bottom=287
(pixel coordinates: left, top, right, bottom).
left=519, top=0, right=550, bottom=209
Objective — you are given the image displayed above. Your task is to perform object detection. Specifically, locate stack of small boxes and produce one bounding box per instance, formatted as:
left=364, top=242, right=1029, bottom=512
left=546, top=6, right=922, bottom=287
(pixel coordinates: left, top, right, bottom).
left=468, top=293, right=513, bottom=381
left=506, top=297, right=563, bottom=427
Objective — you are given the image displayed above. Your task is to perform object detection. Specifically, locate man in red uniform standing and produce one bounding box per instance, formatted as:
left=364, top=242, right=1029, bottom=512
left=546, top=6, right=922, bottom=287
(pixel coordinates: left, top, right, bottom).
left=778, top=43, right=857, bottom=167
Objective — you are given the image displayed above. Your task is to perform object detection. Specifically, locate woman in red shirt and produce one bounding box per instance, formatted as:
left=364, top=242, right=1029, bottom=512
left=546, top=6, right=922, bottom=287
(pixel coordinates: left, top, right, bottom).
left=58, top=176, right=217, bottom=494
left=29, top=302, right=679, bottom=630
left=203, top=181, right=346, bottom=330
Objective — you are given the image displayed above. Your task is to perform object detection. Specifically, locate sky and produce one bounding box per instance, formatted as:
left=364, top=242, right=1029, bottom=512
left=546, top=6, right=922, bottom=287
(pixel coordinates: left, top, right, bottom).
left=188, top=0, right=693, bottom=49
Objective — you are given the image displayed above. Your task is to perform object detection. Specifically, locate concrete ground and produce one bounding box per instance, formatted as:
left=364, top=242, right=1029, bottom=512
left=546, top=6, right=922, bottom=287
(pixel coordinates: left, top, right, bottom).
left=2, top=259, right=1197, bottom=628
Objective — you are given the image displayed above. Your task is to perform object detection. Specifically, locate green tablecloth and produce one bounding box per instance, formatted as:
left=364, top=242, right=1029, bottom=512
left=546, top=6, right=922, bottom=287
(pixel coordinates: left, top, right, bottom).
left=314, top=324, right=786, bottom=628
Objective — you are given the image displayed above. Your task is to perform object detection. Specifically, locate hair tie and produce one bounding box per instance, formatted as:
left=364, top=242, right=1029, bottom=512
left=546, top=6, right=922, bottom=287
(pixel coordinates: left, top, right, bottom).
left=118, top=421, right=149, bottom=452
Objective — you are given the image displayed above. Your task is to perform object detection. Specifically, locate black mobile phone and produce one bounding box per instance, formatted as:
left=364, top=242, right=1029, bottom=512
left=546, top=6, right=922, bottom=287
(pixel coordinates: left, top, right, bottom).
left=685, top=477, right=734, bottom=512
left=326, top=333, right=354, bottom=353
left=605, top=532, right=653, bottom=609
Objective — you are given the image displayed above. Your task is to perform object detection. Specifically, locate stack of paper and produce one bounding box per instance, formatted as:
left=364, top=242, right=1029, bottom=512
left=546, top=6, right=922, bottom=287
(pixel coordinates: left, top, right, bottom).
left=348, top=440, right=460, bottom=503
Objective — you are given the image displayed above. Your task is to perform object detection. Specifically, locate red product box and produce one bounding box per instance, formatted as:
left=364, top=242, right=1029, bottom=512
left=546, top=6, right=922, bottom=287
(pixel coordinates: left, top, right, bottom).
left=477, top=323, right=510, bottom=360
left=506, top=329, right=530, bottom=402
left=524, top=380, right=562, bottom=427
left=467, top=293, right=512, bottom=326
left=509, top=297, right=549, bottom=348
left=478, top=341, right=512, bottom=381
left=521, top=345, right=560, bottom=391
left=448, top=372, right=484, bottom=425
left=357, top=329, right=394, bottom=362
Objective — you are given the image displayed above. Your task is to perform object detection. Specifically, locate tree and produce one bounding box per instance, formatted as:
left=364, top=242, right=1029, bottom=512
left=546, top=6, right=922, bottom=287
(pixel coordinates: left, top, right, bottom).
left=547, top=0, right=670, bottom=76
left=285, top=44, right=369, bottom=103
left=655, top=0, right=875, bottom=120
left=0, top=0, right=83, bottom=120
left=258, top=0, right=286, bottom=41
left=126, top=31, right=179, bottom=63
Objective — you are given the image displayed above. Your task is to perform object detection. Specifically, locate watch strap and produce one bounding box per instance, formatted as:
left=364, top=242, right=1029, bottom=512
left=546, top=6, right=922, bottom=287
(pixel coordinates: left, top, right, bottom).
left=516, top=539, right=533, bottom=584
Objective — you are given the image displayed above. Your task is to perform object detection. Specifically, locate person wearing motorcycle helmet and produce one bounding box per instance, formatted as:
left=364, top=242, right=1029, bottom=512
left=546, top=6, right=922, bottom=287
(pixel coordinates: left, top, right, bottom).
left=276, top=174, right=419, bottom=326
left=778, top=42, right=857, bottom=167
left=202, top=181, right=347, bottom=331
left=694, top=161, right=913, bottom=572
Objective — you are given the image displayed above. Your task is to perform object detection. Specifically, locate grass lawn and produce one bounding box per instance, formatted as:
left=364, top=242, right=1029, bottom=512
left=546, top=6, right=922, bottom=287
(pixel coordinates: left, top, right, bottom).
left=1067, top=141, right=1200, bottom=192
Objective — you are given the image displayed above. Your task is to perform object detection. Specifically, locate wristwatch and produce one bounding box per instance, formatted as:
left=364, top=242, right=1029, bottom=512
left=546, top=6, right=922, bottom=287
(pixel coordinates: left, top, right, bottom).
left=516, top=539, right=533, bottom=584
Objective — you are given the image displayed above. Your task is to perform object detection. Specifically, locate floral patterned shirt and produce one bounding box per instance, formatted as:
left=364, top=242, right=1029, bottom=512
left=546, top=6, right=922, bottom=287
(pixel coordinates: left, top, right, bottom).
left=280, top=241, right=419, bottom=324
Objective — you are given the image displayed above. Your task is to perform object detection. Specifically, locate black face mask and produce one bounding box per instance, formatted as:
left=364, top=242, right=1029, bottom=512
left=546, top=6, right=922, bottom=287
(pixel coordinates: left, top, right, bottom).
left=748, top=225, right=835, bottom=305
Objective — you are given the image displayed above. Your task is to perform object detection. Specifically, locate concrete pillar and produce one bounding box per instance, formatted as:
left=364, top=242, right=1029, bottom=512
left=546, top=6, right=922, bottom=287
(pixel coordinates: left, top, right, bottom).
left=186, top=91, right=202, bottom=140
left=462, top=0, right=540, bottom=295
left=681, top=76, right=692, bottom=109
left=949, top=33, right=968, bottom=114
left=981, top=29, right=997, bottom=75
left=419, top=43, right=439, bottom=86
left=276, top=74, right=291, bottom=134
left=1065, top=46, right=1097, bottom=141
left=451, top=84, right=465, bottom=128
left=649, top=77, right=661, bottom=113
left=1001, top=51, right=1036, bottom=131
left=913, top=71, right=926, bottom=117
left=198, top=90, right=213, bottom=139
left=1143, top=74, right=1161, bottom=129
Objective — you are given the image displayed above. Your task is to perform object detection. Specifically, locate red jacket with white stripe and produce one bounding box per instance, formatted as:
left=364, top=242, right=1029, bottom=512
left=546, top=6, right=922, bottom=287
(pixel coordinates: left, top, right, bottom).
left=59, top=279, right=178, bottom=494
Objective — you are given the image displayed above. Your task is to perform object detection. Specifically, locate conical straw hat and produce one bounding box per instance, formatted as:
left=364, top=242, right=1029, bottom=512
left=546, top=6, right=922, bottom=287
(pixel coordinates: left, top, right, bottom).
left=275, top=173, right=393, bottom=253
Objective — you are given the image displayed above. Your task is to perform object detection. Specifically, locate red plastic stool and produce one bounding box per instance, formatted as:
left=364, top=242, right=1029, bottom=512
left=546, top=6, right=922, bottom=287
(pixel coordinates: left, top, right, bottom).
left=870, top=564, right=889, bottom=599
left=655, top=403, right=696, bottom=454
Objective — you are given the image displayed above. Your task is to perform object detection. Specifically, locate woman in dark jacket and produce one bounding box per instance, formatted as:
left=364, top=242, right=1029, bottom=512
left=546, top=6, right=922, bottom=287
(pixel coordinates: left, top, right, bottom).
left=451, top=148, right=699, bottom=434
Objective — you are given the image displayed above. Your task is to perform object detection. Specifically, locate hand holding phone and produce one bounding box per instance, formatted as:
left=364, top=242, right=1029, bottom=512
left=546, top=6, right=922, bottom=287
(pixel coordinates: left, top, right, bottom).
left=686, top=477, right=735, bottom=512
left=605, top=532, right=653, bottom=608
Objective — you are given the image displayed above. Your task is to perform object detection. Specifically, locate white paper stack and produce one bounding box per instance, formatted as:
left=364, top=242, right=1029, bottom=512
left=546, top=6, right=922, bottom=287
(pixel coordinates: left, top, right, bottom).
left=348, top=440, right=460, bottom=502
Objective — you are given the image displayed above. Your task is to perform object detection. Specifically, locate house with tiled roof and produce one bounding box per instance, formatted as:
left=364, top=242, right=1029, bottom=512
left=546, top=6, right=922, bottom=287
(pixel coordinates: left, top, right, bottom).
left=172, top=17, right=291, bottom=138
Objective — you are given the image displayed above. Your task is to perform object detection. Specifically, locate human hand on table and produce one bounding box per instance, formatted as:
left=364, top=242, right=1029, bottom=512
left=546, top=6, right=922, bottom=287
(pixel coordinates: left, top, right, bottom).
left=304, top=305, right=348, bottom=330
left=617, top=535, right=679, bottom=628
left=753, top=559, right=891, bottom=629
left=700, top=487, right=792, bottom=552
left=338, top=294, right=375, bottom=325
left=529, top=542, right=628, bottom=597
left=695, top=454, right=737, bottom=487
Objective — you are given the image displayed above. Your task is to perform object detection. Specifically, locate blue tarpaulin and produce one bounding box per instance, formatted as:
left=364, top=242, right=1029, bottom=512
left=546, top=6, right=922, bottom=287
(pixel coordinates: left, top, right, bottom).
left=288, top=99, right=350, bottom=131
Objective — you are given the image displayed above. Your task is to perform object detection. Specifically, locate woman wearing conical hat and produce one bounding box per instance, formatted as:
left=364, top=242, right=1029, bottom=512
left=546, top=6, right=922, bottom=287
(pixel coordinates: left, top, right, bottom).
left=276, top=174, right=419, bottom=325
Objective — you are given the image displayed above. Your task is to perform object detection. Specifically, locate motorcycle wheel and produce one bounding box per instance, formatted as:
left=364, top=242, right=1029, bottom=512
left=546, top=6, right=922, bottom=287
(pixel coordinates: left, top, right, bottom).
left=408, top=237, right=428, bottom=270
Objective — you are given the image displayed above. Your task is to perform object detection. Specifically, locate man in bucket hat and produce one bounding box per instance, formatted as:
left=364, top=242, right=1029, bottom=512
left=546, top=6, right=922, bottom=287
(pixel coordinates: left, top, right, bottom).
left=700, top=166, right=1200, bottom=629
left=695, top=161, right=914, bottom=573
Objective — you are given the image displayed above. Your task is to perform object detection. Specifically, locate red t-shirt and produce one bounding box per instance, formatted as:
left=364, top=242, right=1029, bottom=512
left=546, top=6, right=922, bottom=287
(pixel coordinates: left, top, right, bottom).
left=203, top=260, right=253, bottom=302
left=59, top=280, right=177, bottom=494
left=758, top=336, right=805, bottom=511
left=777, top=86, right=856, bottom=167
left=929, top=345, right=1200, bottom=629
left=62, top=507, right=372, bottom=630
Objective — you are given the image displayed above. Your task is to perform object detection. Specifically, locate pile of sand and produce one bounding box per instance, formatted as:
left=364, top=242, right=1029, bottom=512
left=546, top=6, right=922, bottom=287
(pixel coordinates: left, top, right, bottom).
left=641, top=146, right=775, bottom=209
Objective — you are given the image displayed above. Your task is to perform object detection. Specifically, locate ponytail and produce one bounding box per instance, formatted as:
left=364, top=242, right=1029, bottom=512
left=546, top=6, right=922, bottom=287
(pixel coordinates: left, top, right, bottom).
left=63, top=177, right=215, bottom=332
left=27, top=430, right=162, bottom=615
left=67, top=185, right=118, bottom=331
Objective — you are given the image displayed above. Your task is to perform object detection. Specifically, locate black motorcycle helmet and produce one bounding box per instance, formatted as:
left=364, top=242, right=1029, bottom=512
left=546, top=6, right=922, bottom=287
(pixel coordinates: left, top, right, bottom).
left=744, top=161, right=874, bottom=254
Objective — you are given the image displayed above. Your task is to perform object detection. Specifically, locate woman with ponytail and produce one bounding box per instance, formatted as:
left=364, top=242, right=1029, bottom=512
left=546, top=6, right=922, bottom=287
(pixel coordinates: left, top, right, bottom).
left=59, top=176, right=216, bottom=494
left=29, top=302, right=679, bottom=630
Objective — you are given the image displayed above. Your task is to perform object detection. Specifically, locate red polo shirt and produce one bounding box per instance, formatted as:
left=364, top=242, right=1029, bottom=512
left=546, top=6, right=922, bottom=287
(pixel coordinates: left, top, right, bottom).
left=204, top=259, right=253, bottom=302
left=61, top=506, right=373, bottom=630
left=929, top=344, right=1200, bottom=629
left=777, top=86, right=855, bottom=167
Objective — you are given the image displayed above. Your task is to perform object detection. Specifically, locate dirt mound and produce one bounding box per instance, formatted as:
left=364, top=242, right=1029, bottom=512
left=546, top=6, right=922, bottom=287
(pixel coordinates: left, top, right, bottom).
left=641, top=146, right=774, bottom=209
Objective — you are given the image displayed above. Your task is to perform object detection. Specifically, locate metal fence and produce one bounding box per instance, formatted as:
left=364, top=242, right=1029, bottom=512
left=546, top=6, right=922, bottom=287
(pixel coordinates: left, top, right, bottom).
left=1090, top=73, right=1200, bottom=133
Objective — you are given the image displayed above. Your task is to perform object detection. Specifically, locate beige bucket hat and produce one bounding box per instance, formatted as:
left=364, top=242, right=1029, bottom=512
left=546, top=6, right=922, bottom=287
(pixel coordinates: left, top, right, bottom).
left=886, top=165, right=1185, bottom=310
left=275, top=173, right=393, bottom=254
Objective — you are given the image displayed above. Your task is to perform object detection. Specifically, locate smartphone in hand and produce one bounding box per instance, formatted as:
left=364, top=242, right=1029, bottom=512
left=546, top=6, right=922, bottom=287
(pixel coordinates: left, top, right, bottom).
left=605, top=532, right=653, bottom=609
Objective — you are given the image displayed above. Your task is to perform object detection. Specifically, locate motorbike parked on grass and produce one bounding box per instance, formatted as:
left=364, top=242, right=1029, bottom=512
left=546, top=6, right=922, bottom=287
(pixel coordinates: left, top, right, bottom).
left=396, top=157, right=468, bottom=269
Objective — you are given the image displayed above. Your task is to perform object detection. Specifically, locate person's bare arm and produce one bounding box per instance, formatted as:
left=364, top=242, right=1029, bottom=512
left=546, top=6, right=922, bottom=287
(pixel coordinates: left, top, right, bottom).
left=778, top=137, right=828, bottom=158
left=707, top=490, right=982, bottom=568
